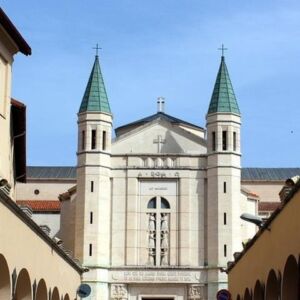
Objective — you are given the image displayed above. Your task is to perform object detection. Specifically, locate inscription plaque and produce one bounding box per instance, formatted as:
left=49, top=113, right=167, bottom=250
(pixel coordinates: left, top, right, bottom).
left=110, top=270, right=201, bottom=283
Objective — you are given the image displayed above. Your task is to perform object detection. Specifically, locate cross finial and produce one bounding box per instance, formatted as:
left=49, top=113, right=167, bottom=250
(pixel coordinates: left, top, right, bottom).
left=157, top=96, right=165, bottom=113
left=93, top=43, right=102, bottom=56
left=218, top=44, right=228, bottom=57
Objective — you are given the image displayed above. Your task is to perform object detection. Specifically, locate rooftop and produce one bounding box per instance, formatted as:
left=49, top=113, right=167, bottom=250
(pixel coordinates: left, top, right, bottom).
left=26, top=166, right=300, bottom=181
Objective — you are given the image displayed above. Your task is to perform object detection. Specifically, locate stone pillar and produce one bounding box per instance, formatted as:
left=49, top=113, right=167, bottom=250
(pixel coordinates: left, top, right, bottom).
left=111, top=284, right=128, bottom=300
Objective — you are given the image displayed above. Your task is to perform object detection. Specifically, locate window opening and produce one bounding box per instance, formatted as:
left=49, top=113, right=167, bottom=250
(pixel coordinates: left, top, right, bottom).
left=102, top=131, right=106, bottom=150
left=212, top=131, right=216, bottom=151
left=233, top=131, right=237, bottom=151
left=91, top=181, right=94, bottom=193
left=161, top=197, right=170, bottom=209
left=222, top=130, right=227, bottom=150
left=81, top=130, right=85, bottom=150
left=91, top=129, right=96, bottom=149
left=223, top=182, right=227, bottom=193
left=89, top=244, right=93, bottom=256
left=224, top=213, right=227, bottom=225
left=147, top=197, right=157, bottom=209
left=90, top=212, right=93, bottom=224
left=147, top=196, right=170, bottom=266
left=224, top=244, right=227, bottom=257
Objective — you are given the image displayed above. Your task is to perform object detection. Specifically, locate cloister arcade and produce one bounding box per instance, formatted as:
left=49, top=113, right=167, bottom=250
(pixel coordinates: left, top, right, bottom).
left=0, top=253, right=71, bottom=300
left=235, top=254, right=300, bottom=300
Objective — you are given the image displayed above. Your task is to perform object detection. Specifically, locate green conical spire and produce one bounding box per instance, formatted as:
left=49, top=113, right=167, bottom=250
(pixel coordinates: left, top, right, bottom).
left=79, top=55, right=111, bottom=114
left=207, top=56, right=240, bottom=115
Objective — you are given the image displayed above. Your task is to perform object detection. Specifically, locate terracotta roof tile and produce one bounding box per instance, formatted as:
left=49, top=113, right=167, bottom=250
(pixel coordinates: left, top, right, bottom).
left=17, top=200, right=61, bottom=212
left=258, top=201, right=281, bottom=212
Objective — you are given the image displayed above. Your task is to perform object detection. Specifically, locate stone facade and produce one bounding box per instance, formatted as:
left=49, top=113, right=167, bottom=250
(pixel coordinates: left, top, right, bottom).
left=58, top=56, right=258, bottom=300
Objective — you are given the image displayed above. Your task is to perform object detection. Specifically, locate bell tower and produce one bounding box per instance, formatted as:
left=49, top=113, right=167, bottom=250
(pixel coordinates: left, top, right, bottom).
left=206, top=52, right=242, bottom=297
left=74, top=52, right=112, bottom=299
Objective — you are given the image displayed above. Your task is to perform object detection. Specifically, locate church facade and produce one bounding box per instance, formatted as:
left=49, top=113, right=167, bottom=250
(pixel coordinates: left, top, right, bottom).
left=59, top=54, right=257, bottom=300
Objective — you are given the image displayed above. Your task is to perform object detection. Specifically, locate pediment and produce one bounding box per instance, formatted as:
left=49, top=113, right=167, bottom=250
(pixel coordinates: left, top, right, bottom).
left=112, top=118, right=206, bottom=155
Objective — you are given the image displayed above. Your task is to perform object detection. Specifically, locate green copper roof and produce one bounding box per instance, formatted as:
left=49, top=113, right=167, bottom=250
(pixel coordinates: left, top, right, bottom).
left=207, top=56, right=240, bottom=115
left=79, top=55, right=111, bottom=114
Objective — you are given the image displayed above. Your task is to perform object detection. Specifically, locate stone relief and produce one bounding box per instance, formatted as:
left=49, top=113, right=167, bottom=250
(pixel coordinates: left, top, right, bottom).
left=148, top=213, right=156, bottom=266
left=160, top=213, right=169, bottom=265
left=188, top=284, right=205, bottom=299
left=147, top=212, right=170, bottom=266
left=111, top=284, right=128, bottom=300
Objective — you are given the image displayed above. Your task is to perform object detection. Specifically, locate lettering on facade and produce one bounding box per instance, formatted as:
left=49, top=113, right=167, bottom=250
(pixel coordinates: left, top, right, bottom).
left=138, top=172, right=180, bottom=178
left=110, top=270, right=200, bottom=283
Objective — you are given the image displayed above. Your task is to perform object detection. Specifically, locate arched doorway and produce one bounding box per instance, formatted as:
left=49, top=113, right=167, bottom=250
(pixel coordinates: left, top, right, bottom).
left=0, top=254, right=10, bottom=299
left=51, top=287, right=60, bottom=300
left=36, top=279, right=48, bottom=300
left=244, top=288, right=252, bottom=300
left=282, top=255, right=298, bottom=300
left=253, top=280, right=264, bottom=300
left=266, top=269, right=280, bottom=299
left=15, top=268, right=31, bottom=300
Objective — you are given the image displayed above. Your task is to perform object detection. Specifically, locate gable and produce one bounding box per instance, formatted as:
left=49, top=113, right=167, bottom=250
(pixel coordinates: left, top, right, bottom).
left=112, top=119, right=206, bottom=155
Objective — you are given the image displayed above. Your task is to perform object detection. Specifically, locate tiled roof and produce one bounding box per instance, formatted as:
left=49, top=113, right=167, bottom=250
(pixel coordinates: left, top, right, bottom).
left=258, top=201, right=281, bottom=212
left=26, top=166, right=300, bottom=181
left=115, top=112, right=204, bottom=137
left=27, top=166, right=76, bottom=179
left=242, top=168, right=300, bottom=181
left=17, top=200, right=61, bottom=212
left=79, top=55, right=111, bottom=114
left=207, top=56, right=240, bottom=115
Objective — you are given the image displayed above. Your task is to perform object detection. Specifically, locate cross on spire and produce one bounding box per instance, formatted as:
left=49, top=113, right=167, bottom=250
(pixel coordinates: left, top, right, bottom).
left=93, top=43, right=102, bottom=56
left=218, top=44, right=228, bottom=57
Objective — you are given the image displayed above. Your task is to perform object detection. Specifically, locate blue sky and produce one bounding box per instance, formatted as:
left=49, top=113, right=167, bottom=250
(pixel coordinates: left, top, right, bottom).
left=2, top=1, right=300, bottom=166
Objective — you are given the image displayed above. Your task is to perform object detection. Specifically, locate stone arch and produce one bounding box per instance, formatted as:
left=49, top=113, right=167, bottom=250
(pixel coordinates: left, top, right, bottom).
left=266, top=269, right=280, bottom=299
left=36, top=279, right=48, bottom=300
left=0, top=254, right=11, bottom=299
left=244, top=288, right=252, bottom=300
left=51, top=287, right=60, bottom=300
left=282, top=255, right=298, bottom=299
left=15, top=268, right=32, bottom=300
left=253, top=280, right=264, bottom=300
left=64, top=294, right=70, bottom=300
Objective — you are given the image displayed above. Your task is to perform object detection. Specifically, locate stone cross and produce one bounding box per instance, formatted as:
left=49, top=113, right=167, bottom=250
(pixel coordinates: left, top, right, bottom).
left=153, top=135, right=166, bottom=153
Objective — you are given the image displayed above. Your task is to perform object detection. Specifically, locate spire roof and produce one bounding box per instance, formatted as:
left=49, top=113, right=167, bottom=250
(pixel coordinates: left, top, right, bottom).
left=79, top=55, right=111, bottom=114
left=207, top=56, right=240, bottom=115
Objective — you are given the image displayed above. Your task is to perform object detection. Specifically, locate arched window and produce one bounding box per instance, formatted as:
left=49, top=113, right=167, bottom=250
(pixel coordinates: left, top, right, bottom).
left=147, top=197, right=157, bottom=209
left=147, top=196, right=170, bottom=266
left=161, top=197, right=170, bottom=209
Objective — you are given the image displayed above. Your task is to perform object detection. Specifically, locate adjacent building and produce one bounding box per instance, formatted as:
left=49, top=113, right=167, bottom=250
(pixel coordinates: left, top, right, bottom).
left=0, top=8, right=83, bottom=300
left=228, top=176, right=300, bottom=299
